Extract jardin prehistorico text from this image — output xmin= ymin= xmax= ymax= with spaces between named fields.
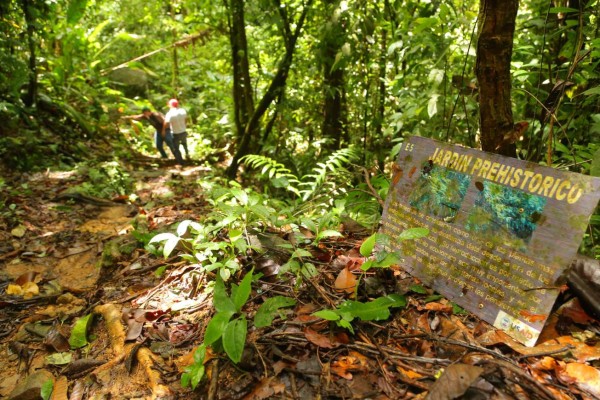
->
xmin=430 ymin=147 xmax=585 ymax=204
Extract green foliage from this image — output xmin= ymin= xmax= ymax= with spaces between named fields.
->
xmin=69 ymin=313 xmax=94 ymax=349
xmin=40 ymin=379 xmax=53 ymax=400
xmin=70 ymin=161 xmax=134 ymax=199
xmin=359 ymin=229 xmax=427 ymax=272
xmin=254 ymin=296 xmax=297 ymax=328
xmin=181 ymin=344 xmax=207 ymax=390
xmin=313 ymin=294 xmax=407 ymax=334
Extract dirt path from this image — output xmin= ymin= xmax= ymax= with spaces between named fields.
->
xmin=1 ymin=157 xmax=600 ymax=400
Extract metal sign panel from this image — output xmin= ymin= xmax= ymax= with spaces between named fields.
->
xmin=381 ymin=136 xmax=600 ymax=346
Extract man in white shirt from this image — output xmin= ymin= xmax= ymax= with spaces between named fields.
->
xmin=163 ymin=98 xmax=189 ymax=162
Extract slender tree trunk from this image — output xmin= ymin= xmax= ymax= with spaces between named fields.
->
xmin=475 ymin=0 xmax=519 ymax=157
xmin=321 ymin=1 xmax=345 ymax=150
xmin=226 ymin=0 xmax=313 ymax=179
xmin=227 ymin=0 xmax=255 ymax=141
xmin=21 ymin=0 xmax=37 ymax=107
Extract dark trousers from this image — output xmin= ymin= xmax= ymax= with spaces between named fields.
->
xmin=154 ymin=129 xmax=174 ymax=158
xmin=173 ymin=131 xmax=189 ymax=162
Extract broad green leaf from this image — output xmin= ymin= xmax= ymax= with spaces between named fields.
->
xmin=232 ymin=269 xmax=253 ymax=312
xmin=254 ymin=296 xmax=296 ymax=327
xmin=45 ymin=352 xmax=72 ymax=365
xmin=360 ymin=259 xmax=375 ymax=271
xmin=40 ymin=379 xmax=53 ymax=400
xmin=374 ymin=251 xmax=402 ymax=267
xmin=398 ymin=227 xmax=429 ymax=240
xmin=66 ymin=0 xmax=88 ymax=24
xmin=229 ymin=229 xmax=243 ymax=241
xmin=163 ymin=236 xmax=180 ymax=258
xmin=315 ymin=230 xmax=343 ymax=241
xmin=149 ymin=232 xmax=177 ymax=243
xmin=338 ymin=294 xmax=406 ymax=322
xmin=292 ymin=248 xmax=312 ymax=259
xmin=424 ymin=294 xmax=444 ymax=303
xmin=410 ymin=284 xmax=428 ymax=294
xmin=301 ymin=263 xmax=318 ymax=278
xmin=213 ymin=276 xmax=236 ymax=313
xmin=582 ymin=87 xmax=600 ymax=96
xmin=220 ymin=267 xmax=231 ymax=281
xmin=182 ymin=362 xmax=205 ymax=389
xmin=223 ymin=317 xmax=247 ymax=363
xmin=204 ymin=311 xmax=234 ymax=345
xmin=231 ymin=188 xmax=248 ymax=205
xmin=427 ymin=95 xmax=439 ymax=117
xmin=360 ymin=233 xmax=378 ymax=257
xmin=313 ymin=310 xmax=340 ymax=321
xmin=69 ymin=313 xmax=94 ymax=349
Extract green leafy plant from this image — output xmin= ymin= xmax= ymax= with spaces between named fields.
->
xmin=313 ymin=294 xmax=407 ymax=333
xmin=181 ymin=269 xmax=295 ymax=389
xmin=359 ymin=228 xmax=428 ymax=271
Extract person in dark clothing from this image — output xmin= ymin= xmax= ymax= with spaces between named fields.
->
xmin=122 ymin=106 xmax=183 ymax=164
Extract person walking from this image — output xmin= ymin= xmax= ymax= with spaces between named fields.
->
xmin=163 ymin=99 xmax=189 ymax=162
xmin=122 ymin=106 xmax=182 ymax=163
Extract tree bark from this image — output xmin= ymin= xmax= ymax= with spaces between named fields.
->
xmin=226 ymin=0 xmax=313 ymax=179
xmin=21 ymin=0 xmax=37 ymax=107
xmin=321 ymin=1 xmax=346 ymax=150
xmin=475 ymin=0 xmax=519 ymax=157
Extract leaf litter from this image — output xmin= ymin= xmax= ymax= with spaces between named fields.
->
xmin=0 ymin=157 xmax=599 ymax=399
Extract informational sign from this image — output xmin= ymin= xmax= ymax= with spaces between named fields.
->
xmin=381 ymin=136 xmax=600 ymax=346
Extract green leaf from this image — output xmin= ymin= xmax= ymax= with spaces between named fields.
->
xmin=223 ymin=317 xmax=247 ymax=363
xmin=315 ymin=230 xmax=343 ymax=242
xmin=590 ymin=148 xmax=600 ymax=177
xmin=213 ymin=276 xmax=236 ymax=314
xmin=254 ymin=296 xmax=296 ymax=328
xmin=338 ymin=294 xmax=406 ymax=322
xmin=232 ymin=269 xmax=253 ymax=312
xmin=69 ymin=313 xmax=94 ymax=349
xmin=292 ymin=248 xmax=312 ymax=258
xmin=45 ymin=352 xmax=72 ymax=365
xmin=398 ymin=227 xmax=429 ymax=240
xmin=154 ymin=265 xmax=167 ymax=278
xmin=424 ymin=294 xmax=444 ymax=303
xmin=66 ymin=0 xmax=88 ymax=25
xmin=149 ymin=232 xmax=177 ymax=244
xmin=163 ymin=236 xmax=180 ymax=258
xmin=204 ymin=311 xmax=234 ymax=345
xmin=313 ymin=310 xmax=340 ymax=321
xmin=360 ymin=233 xmax=378 ymax=257
xmin=40 ymin=379 xmax=53 ymax=400
xmin=410 ymin=284 xmax=428 ymax=294
xmin=360 ymin=259 xmax=374 ymax=271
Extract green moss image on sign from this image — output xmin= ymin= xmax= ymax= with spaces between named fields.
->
xmin=408 ymin=163 xmax=471 ymax=222
xmin=465 ymin=181 xmax=547 ymax=244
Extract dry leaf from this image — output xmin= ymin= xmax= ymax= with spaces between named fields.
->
xmin=334 ymin=267 xmax=357 ymax=294
xmin=423 ymin=302 xmax=453 ymax=313
xmin=243 ymin=377 xmax=285 ymax=400
xmin=50 ymin=376 xmax=69 ymax=400
xmin=304 ymin=328 xmax=339 ymax=349
xmin=427 ymin=363 xmax=484 ymax=400
xmin=556 ymin=362 xmax=600 ymax=398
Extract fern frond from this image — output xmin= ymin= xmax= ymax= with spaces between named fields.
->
xmin=299 ymin=147 xmax=359 ymax=201
xmin=240 ymin=154 xmax=301 ymax=196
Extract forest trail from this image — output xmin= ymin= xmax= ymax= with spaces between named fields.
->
xmin=1 ymin=155 xmax=600 ymax=399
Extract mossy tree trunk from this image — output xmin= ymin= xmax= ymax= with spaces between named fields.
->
xmin=475 ymin=0 xmax=519 ymax=157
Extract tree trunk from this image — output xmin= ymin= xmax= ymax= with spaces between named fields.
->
xmin=21 ymin=0 xmax=37 ymax=107
xmin=226 ymin=0 xmax=313 ymax=179
xmin=475 ymin=0 xmax=519 ymax=157
xmin=321 ymin=1 xmax=346 ymax=150
xmin=227 ymin=0 xmax=255 ymax=141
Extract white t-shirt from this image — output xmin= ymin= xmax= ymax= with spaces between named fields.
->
xmin=165 ymin=108 xmax=187 ymax=134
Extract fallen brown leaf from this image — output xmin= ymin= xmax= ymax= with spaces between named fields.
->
xmin=334 ymin=266 xmax=357 ymax=294
xmin=304 ymin=328 xmax=340 ymax=349
xmin=556 ymin=362 xmax=600 ymax=398
xmin=242 ymin=377 xmax=285 ymax=400
xmin=427 ymin=363 xmax=484 ymax=400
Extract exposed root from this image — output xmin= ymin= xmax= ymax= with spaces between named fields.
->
xmin=136 ymin=347 xmax=173 ymax=399
xmin=94 ymin=303 xmax=126 ymax=355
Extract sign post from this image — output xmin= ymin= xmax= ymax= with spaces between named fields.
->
xmin=381 ymin=136 xmax=600 ymax=346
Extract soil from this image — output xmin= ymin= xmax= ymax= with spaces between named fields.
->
xmin=1 ymin=156 xmax=599 ymax=400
